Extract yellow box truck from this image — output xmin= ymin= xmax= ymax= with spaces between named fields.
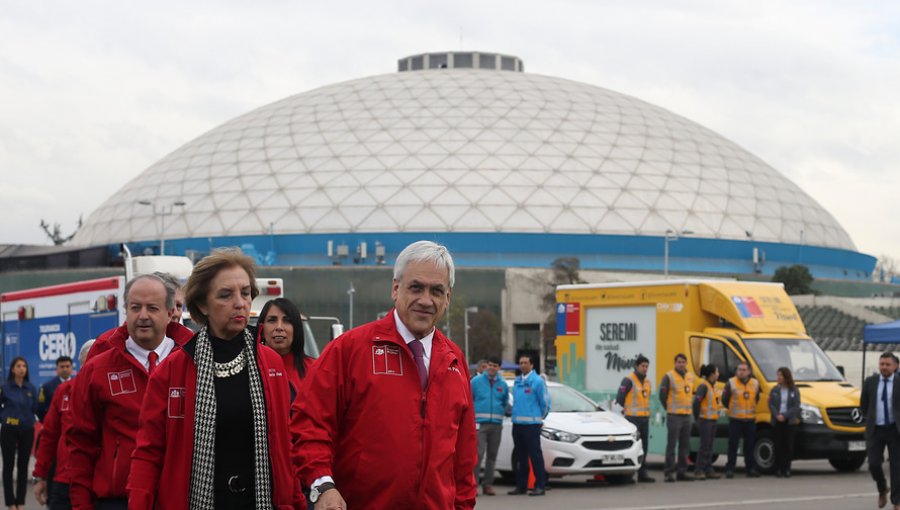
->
xmin=554 ymin=279 xmax=866 ymax=473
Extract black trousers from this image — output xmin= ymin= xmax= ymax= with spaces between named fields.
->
xmin=726 ymin=419 xmax=756 ymax=472
xmin=512 ymin=424 xmax=547 ymax=490
xmin=0 ymin=424 xmax=34 ymax=506
xmin=869 ymin=425 xmax=900 ymax=504
xmin=626 ymin=416 xmax=650 ymax=477
xmin=772 ymin=421 xmax=796 ymax=474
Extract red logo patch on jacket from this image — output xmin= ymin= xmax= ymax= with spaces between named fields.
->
xmin=107 ymin=370 xmax=137 ymax=396
xmin=372 ymin=345 xmax=403 ymax=376
xmin=60 ymin=394 xmax=71 ymax=412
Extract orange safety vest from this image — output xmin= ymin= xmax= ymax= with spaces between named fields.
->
xmin=666 ymin=370 xmax=694 ymax=415
xmin=624 ymin=372 xmax=652 ymax=418
xmin=698 ymin=379 xmax=719 ymax=420
xmin=727 ymin=376 xmax=759 ymax=420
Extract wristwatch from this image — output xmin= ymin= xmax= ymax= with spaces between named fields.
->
xmin=310 ymin=482 xmax=336 ymax=503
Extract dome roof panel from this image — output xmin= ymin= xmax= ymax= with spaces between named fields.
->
xmin=73 ymin=68 xmax=856 ymax=250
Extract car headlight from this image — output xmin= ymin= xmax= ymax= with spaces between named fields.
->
xmin=540 ymin=427 xmax=580 ymax=443
xmin=632 ymin=429 xmax=641 ymax=441
xmin=800 ymin=403 xmax=824 ymax=425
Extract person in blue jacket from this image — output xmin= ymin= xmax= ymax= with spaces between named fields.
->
xmin=471 ymin=355 xmax=509 ymax=496
xmin=508 ymin=354 xmax=551 ymax=497
xmin=0 ymin=356 xmax=38 ymax=510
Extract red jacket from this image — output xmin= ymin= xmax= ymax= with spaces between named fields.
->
xmin=33 ymin=379 xmax=75 ymax=483
xmin=68 ymin=322 xmax=193 ymax=509
xmin=292 ymin=311 xmax=477 ymax=510
xmin=128 ymin=333 xmax=302 ymax=510
xmin=282 ymin=352 xmax=315 ymax=406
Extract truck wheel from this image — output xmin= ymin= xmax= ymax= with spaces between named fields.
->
xmin=752 ymin=429 xmax=776 ymax=474
xmin=828 ymin=456 xmax=865 ymax=472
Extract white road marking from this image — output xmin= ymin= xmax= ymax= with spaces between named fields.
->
xmin=603 ymin=492 xmax=872 ymax=510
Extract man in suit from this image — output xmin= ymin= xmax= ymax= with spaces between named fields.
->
xmin=861 ymin=351 xmax=900 ymax=509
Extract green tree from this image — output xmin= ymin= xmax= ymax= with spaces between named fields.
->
xmin=443 ymin=295 xmax=501 ymax=366
xmin=772 ymin=264 xmax=815 ymax=295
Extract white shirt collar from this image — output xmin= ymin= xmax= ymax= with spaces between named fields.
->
xmin=394 ymin=309 xmax=433 ymax=373
xmin=125 ymin=336 xmax=176 ymax=372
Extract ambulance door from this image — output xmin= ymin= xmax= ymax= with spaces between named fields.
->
xmin=1 ymin=310 xmax=20 ymax=380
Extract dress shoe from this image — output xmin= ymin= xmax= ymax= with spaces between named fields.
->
xmin=664 ymin=473 xmax=676 ymax=483
xmin=879 ymin=489 xmax=888 ymax=508
xmin=746 ymin=470 xmax=761 ymax=478
xmin=725 ymin=469 xmax=734 ymax=479
xmin=676 ymin=472 xmax=695 ymax=481
xmin=705 ymin=471 xmax=721 ymax=479
xmin=482 ymin=486 xmax=496 ymax=496
xmin=529 ymin=488 xmax=546 ymax=496
xmin=784 ymin=470 xmax=791 ymax=478
xmin=694 ymin=472 xmax=706 ymax=480
xmin=638 ymin=474 xmax=656 ymax=483
xmin=507 ymin=488 xmax=527 ymax=495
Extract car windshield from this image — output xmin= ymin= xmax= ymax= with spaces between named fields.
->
xmin=743 ymin=338 xmax=844 ymax=382
xmin=549 ymin=384 xmax=600 ymax=413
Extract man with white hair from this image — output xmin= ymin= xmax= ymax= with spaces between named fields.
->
xmin=293 ymin=240 xmax=477 ymax=510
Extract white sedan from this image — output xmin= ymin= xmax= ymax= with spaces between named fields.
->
xmin=494 ymin=381 xmax=643 ymax=482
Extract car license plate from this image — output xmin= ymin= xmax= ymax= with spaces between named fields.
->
xmin=601 ymin=454 xmax=625 ymax=465
xmin=848 ymin=440 xmax=866 ymax=452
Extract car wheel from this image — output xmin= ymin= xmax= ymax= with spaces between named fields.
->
xmin=828 ymin=455 xmax=865 ymax=472
xmin=752 ymin=428 xmax=775 ymax=474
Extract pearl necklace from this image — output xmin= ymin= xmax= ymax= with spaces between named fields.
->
xmin=214 ymin=351 xmax=247 ymax=378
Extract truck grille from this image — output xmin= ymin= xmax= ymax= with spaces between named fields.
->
xmin=826 ymin=407 xmax=865 ymax=427
xmin=582 ymin=440 xmax=634 ymax=451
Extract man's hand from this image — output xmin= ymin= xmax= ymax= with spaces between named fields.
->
xmin=34 ymin=479 xmax=48 ymax=505
xmin=315 ymin=488 xmax=347 ymax=510
xmin=776 ymin=413 xmax=785 ymax=422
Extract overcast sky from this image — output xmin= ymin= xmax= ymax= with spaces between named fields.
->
xmin=1 ymin=0 xmax=898 ymax=263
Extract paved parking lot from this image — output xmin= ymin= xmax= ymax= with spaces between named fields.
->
xmin=474 ymin=457 xmax=878 ymax=510
xmin=15 ymin=457 xmax=879 ymax=509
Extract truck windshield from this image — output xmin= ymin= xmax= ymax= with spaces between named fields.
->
xmin=743 ymin=338 xmax=843 ymax=382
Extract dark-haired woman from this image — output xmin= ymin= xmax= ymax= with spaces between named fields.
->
xmin=692 ymin=364 xmax=721 ymax=480
xmin=0 ymin=357 xmax=37 ymax=510
xmin=768 ymin=367 xmax=801 ymax=478
xmin=128 ymin=248 xmax=301 ymax=509
xmin=257 ymin=298 xmax=315 ymax=406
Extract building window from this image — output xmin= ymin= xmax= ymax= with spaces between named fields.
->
xmin=454 ymin=53 xmax=473 ymax=68
xmin=411 ymin=55 xmax=423 ymax=70
xmin=398 ymin=59 xmax=408 ymax=72
xmin=429 ymin=53 xmax=448 ymax=69
xmin=479 ymin=53 xmax=496 ymax=69
xmin=501 ymin=56 xmax=516 ymax=71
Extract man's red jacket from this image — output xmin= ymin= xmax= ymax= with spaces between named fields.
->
xmin=128 ymin=334 xmax=303 ymax=510
xmin=292 ymin=311 xmax=478 ymax=510
xmin=67 ymin=322 xmax=194 ymax=509
xmin=33 ymin=379 xmax=75 ymax=483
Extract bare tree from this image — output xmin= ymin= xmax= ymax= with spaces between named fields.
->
xmin=39 ymin=215 xmax=82 ymax=245
xmin=875 ymin=255 xmax=899 ymax=283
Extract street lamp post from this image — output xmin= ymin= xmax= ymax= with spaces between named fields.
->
xmin=138 ymin=200 xmax=186 ymax=255
xmin=663 ymin=229 xmax=693 ymax=277
xmin=347 ymin=282 xmax=356 ymax=329
xmin=464 ymin=306 xmax=478 ymax=363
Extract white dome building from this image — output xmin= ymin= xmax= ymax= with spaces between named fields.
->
xmin=73 ymin=51 xmax=873 ymax=279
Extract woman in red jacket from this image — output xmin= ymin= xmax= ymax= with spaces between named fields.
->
xmin=128 ymin=248 xmax=302 ymax=510
xmin=257 ymin=298 xmax=315 ymax=406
